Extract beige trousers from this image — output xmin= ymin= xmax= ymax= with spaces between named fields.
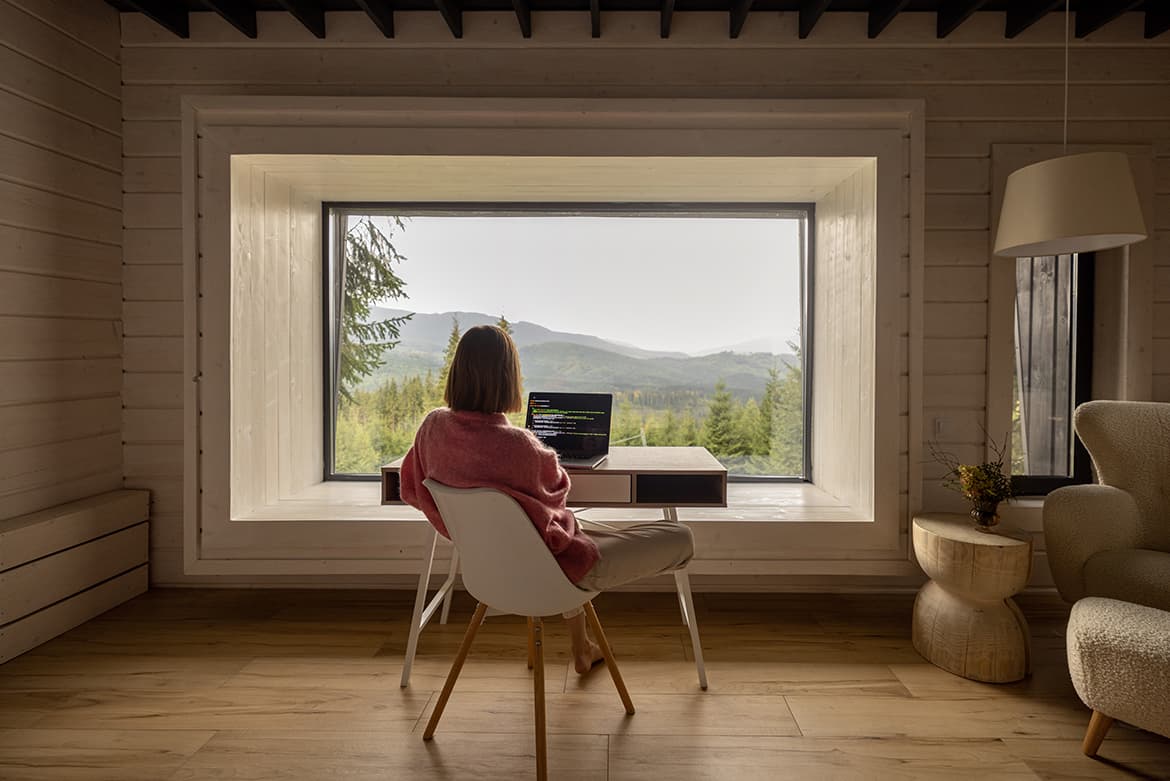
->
xmin=563 ymin=520 xmax=695 ymax=618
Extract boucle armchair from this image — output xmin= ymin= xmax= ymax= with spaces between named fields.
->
xmin=1043 ymin=400 xmax=1170 ymax=613
xmin=1067 ymin=597 xmax=1170 ymax=755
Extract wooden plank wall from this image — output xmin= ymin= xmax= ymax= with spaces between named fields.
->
xmin=0 ymin=0 xmax=123 ymax=522
xmin=116 ymin=10 xmax=1170 ymax=585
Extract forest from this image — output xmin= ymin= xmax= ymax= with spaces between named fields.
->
xmin=335 ymin=318 xmax=805 ymax=477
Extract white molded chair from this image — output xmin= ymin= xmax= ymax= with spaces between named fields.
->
xmin=419 ymin=479 xmax=635 ymax=781
xmin=401 ymin=509 xmax=708 ymax=691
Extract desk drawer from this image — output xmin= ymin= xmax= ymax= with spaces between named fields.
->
xmin=568 ymin=474 xmax=631 ymax=504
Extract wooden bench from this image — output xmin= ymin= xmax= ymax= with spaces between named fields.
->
xmin=0 ymin=490 xmax=150 ymax=663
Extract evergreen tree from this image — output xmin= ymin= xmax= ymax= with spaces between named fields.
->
xmin=770 ymin=343 xmax=805 ymax=475
xmin=338 ymin=216 xmax=412 ymax=401
xmin=759 ymin=366 xmax=780 ymax=455
xmin=737 ymin=398 xmax=765 ymax=456
xmin=702 ymin=380 xmax=741 ymax=456
xmin=438 ymin=316 xmax=461 ymax=389
xmin=496 ymin=314 xmax=513 ymax=335
xmin=334 ymin=402 xmax=380 ymax=474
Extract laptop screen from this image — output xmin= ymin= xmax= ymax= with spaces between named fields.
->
xmin=524 ymin=392 xmax=613 ymax=458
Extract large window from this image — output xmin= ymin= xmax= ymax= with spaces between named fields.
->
xmin=1011 ymin=252 xmax=1094 ymax=495
xmin=324 ymin=204 xmax=812 ymax=482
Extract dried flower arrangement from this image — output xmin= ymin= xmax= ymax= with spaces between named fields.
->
xmin=930 ymin=435 xmax=1014 ymax=532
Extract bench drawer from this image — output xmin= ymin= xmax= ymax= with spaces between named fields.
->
xmin=568 ymin=474 xmax=631 ymax=504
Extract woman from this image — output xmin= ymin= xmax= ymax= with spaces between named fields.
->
xmin=400 ymin=324 xmax=694 ymax=674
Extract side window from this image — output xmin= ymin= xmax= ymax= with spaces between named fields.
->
xmin=1011 ymin=252 xmax=1094 ymax=495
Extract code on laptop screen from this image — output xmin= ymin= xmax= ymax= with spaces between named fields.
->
xmin=525 ymin=392 xmax=612 ymax=457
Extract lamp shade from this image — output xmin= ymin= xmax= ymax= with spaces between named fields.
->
xmin=993 ymin=151 xmax=1147 ymax=257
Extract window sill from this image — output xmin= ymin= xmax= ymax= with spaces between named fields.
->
xmin=233 ymin=481 xmax=863 ymax=523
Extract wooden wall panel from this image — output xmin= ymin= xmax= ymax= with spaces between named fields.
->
xmin=0 ymin=0 xmax=122 ymax=523
xmin=114 ymin=9 xmax=1170 ymax=584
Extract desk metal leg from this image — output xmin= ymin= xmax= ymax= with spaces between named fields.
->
xmin=401 ymin=530 xmax=438 ymax=688
xmin=402 ymin=529 xmax=463 ymax=687
xmin=664 ymin=507 xmax=707 ymax=690
xmin=439 ymin=547 xmax=459 ymax=625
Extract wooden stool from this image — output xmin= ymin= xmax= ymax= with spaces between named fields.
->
xmin=911 ymin=513 xmax=1033 ymax=683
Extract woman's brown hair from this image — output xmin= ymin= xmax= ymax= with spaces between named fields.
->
xmin=444 ymin=325 xmax=524 ymax=414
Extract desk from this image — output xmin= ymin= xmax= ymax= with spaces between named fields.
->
xmin=382 ymin=446 xmax=726 ymax=690
xmin=381 ymin=446 xmax=728 ymax=508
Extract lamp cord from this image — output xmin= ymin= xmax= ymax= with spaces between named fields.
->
xmin=1063 ymin=0 xmax=1070 ymax=153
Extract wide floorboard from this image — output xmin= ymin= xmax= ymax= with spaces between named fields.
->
xmin=0 ymin=589 xmax=1167 ymax=780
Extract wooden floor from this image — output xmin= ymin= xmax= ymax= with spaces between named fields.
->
xmin=0 ymin=589 xmax=1168 ymax=780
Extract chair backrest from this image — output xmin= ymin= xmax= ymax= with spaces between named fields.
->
xmin=1075 ymin=400 xmax=1170 ymax=551
xmin=423 ymin=479 xmax=596 ymax=617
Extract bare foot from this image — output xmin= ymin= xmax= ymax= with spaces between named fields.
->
xmin=574 ymin=640 xmax=605 ymax=674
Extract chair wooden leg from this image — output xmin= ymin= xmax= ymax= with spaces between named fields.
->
xmin=526 ymin=616 xmax=536 ymax=670
xmin=1082 ymin=710 xmax=1115 ymax=757
xmin=533 ymin=617 xmax=547 ymax=781
xmin=582 ymin=601 xmax=635 ymax=715
xmin=423 ymin=602 xmax=488 ymax=740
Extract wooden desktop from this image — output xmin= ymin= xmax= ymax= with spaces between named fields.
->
xmin=381 ymin=445 xmax=728 ymax=509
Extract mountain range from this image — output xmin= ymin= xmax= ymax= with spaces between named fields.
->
xmin=365 ymin=308 xmax=796 ymax=398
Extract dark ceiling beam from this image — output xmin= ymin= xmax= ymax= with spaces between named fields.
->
xmin=936 ymin=0 xmax=986 ymax=39
xmin=868 ymin=0 xmax=909 ymax=39
xmin=1148 ymin=9 xmax=1170 ymax=39
xmin=203 ymin=0 xmax=256 ymax=38
xmin=1005 ymin=0 xmax=1061 ymax=39
xmin=729 ymin=0 xmax=753 ymax=39
xmin=590 ymin=0 xmax=600 ymax=38
xmin=798 ymin=0 xmax=831 ymax=39
xmin=511 ymin=0 xmax=531 ymax=38
xmin=434 ymin=0 xmax=463 ymax=38
xmin=660 ymin=0 xmax=674 ymax=39
xmin=1076 ymin=0 xmax=1142 ymax=38
xmin=277 ymin=0 xmax=326 ymax=38
xmin=122 ymin=0 xmax=189 ymax=38
xmin=355 ymin=0 xmax=394 ymax=38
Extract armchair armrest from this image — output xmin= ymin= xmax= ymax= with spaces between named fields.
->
xmin=1044 ymin=484 xmax=1143 ymax=603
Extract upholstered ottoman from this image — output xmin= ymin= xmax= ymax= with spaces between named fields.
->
xmin=1067 ymin=597 xmax=1170 ymax=756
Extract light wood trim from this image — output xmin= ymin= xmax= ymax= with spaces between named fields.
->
xmin=180 ymin=97 xmax=924 ymax=577
xmin=423 ymin=601 xmax=489 ymax=740
xmin=1082 ymin=710 xmax=1115 ymax=757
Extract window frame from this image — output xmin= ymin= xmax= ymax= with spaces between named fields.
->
xmin=1011 ymin=251 xmax=1095 ymax=497
xmin=321 ymin=200 xmax=816 ymax=484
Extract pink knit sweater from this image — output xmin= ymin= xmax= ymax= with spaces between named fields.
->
xmin=399 ymin=408 xmax=600 ymax=583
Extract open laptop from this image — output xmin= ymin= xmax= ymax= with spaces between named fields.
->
xmin=524 ymin=392 xmax=613 ymax=469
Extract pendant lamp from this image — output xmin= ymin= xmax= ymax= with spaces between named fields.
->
xmin=992 ymin=3 xmax=1147 ymax=258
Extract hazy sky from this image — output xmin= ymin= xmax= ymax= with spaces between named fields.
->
xmin=369 ymin=215 xmax=803 ymax=355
